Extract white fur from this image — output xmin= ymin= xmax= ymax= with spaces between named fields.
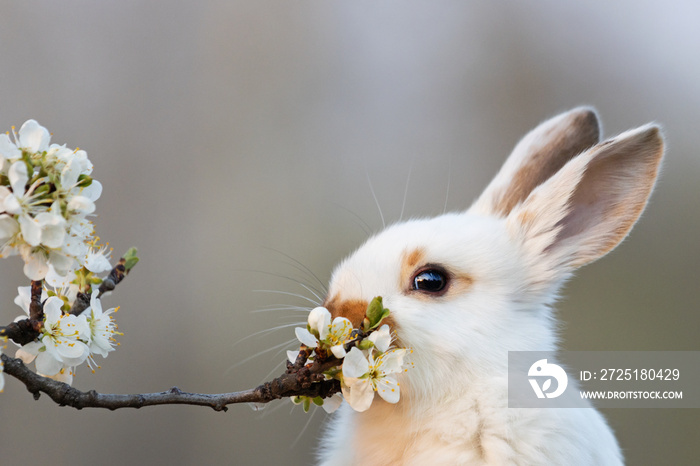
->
xmin=315 ymin=108 xmax=664 ymax=465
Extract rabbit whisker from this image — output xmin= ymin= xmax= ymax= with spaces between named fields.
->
xmin=366 ymin=170 xmax=386 ymax=229
xmin=225 ymin=338 xmax=298 ymax=374
xmin=246 ymin=269 xmax=325 ymax=303
xmin=400 ymin=162 xmax=413 ymax=221
xmin=331 ymin=202 xmax=372 ymax=237
xmin=252 ymin=289 xmax=320 ymax=306
xmin=263 ymin=247 xmax=329 ymax=295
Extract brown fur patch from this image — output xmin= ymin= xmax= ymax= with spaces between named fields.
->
xmin=450 ymin=273 xmax=475 ymax=295
xmin=324 ymin=295 xmax=369 ymax=328
xmin=399 ymin=248 xmax=426 ymax=291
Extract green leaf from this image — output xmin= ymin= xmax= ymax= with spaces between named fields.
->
xmin=356 ymin=339 xmax=374 ymax=351
xmin=33 ymin=184 xmax=51 ymax=196
xmin=365 ymin=296 xmax=391 ymax=330
xmin=312 ymin=396 xmax=324 ymax=407
xmin=302 ymin=397 xmax=311 ymax=413
xmin=323 ymin=368 xmax=341 ymax=378
xmin=123 ymin=247 xmax=139 ymax=270
xmin=374 ymin=309 xmax=391 ymax=329
xmin=365 ymin=296 xmax=384 ymax=328
xmin=77 ymin=174 xmax=93 ymax=188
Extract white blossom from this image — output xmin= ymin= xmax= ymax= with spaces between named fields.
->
xmin=341 ymin=347 xmax=406 ymax=412
xmin=294 ymin=307 xmax=354 ymax=358
xmin=327 ymin=317 xmax=353 ymax=358
xmin=307 ymin=306 xmax=331 ymax=340
xmin=0 ymin=120 xmax=103 ymax=280
xmin=84 ymin=242 xmax=112 ymax=273
xmin=17 ymin=296 xmax=90 ymax=378
xmin=83 ymin=293 xmax=119 ymax=360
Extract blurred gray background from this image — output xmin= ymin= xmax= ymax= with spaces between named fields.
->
xmin=1 ymin=1 xmax=698 ymax=465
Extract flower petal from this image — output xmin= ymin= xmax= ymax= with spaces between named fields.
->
xmin=81 ymin=179 xmax=102 ymax=201
xmin=43 ymin=296 xmax=64 ymax=323
xmin=3 ymin=194 xmax=21 ymax=215
xmin=294 ymin=327 xmax=318 ymax=348
xmin=376 ymin=348 xmax=406 ymax=375
xmin=49 ymin=251 xmax=76 ymax=275
xmin=0 ymin=214 xmax=19 ymax=243
xmin=0 ymin=186 xmax=11 ymax=210
xmin=61 ymin=158 xmax=81 ymax=188
xmin=84 ymin=250 xmax=111 ymax=273
xmin=67 ymin=195 xmax=95 ymax=216
xmin=14 ymin=285 xmax=32 ymax=315
xmin=286 ymin=350 xmax=300 ymax=364
xmin=368 ymin=324 xmax=391 ymax=352
xmin=18 ymin=119 xmax=50 ymax=153
xmin=35 ymin=211 xmax=66 ymax=248
xmin=18 ymin=215 xmax=42 ymax=246
xmin=22 ymin=250 xmax=49 ymax=280
xmin=47 ymin=367 xmax=74 ymax=385
xmin=330 ymin=344 xmax=346 ymax=359
xmin=307 ymin=306 xmax=331 ymax=340
xmin=342 ymin=347 xmax=369 ymax=378
xmin=56 ymin=341 xmax=89 ymax=364
xmin=45 ymin=264 xmax=73 ymax=288
xmin=8 ymin=161 xmax=29 ymax=196
xmin=0 ymin=133 xmax=20 ymax=161
xmin=321 ymin=393 xmax=343 ymax=413
xmin=375 ymin=376 xmax=401 ymax=404
xmin=35 ymin=350 xmax=63 ymax=376
xmin=341 ymin=377 xmax=374 ymax=412
xmin=16 ymin=342 xmax=42 ymax=363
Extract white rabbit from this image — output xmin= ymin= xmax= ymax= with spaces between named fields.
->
xmin=315 ymin=107 xmax=664 ymax=465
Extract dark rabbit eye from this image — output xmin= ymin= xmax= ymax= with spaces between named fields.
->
xmin=412 ymin=268 xmax=448 ymax=294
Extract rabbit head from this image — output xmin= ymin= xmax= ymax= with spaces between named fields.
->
xmin=322 ymin=107 xmax=664 ymax=402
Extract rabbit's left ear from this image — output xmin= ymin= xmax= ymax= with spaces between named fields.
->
xmin=507 ymin=124 xmax=664 ymax=270
xmin=471 ymin=107 xmax=601 ymax=217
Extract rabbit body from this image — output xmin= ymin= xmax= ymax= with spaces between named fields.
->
xmin=315 ymin=108 xmax=663 ymax=465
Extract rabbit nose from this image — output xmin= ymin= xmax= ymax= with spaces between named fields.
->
xmin=323 ymin=295 xmax=368 ymax=328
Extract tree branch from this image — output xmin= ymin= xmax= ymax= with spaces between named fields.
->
xmin=29 ymin=280 xmax=44 ymax=321
xmin=1 ymin=352 xmax=341 ymax=412
xmin=0 ymin=319 xmax=41 ymax=346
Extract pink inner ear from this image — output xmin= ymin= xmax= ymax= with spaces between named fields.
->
xmin=550 ymin=126 xmax=664 ymax=267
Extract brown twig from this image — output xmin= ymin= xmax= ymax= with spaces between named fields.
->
xmin=97 ymin=257 xmax=129 ymax=297
xmin=0 ymin=319 xmax=40 ymax=346
xmin=70 ymin=256 xmax=133 ymax=316
xmin=68 ymin=292 xmax=91 ymax=316
xmin=1 ymin=353 xmax=341 ymax=411
xmin=29 ymin=280 xmax=44 ymax=321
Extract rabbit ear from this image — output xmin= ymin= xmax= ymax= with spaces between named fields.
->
xmin=471 ymin=107 xmax=600 ymax=217
xmin=507 ymin=124 xmax=664 ymax=271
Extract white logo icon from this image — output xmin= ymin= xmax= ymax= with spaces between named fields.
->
xmin=528 ymin=359 xmax=568 ymax=399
